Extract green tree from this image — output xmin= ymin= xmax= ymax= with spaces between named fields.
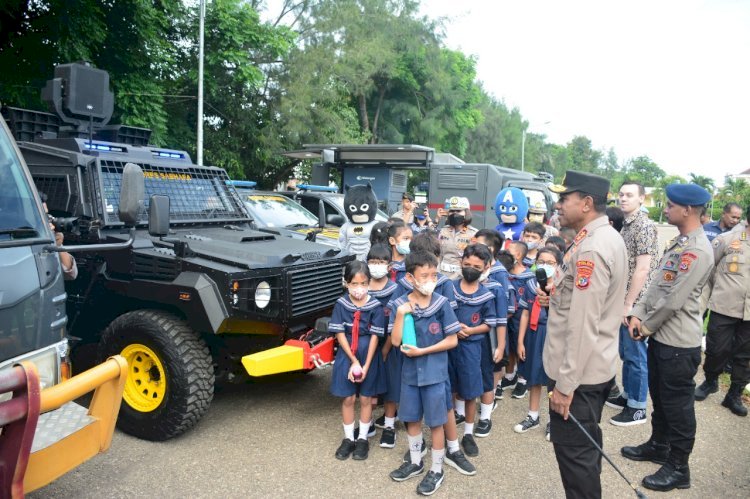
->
xmin=622 ymin=155 xmax=666 ymax=187
xmin=688 ymin=173 xmax=715 ymax=192
xmin=566 ymin=136 xmax=602 ymax=173
xmin=464 ymin=91 xmax=525 ymax=168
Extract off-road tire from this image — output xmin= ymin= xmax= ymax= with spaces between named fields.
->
xmin=99 ymin=310 xmax=214 ymax=441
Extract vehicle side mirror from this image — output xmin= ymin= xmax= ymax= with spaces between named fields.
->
xmin=119 ymin=162 xmax=145 ymax=225
xmin=148 ymin=194 xmax=170 ymax=237
xmin=327 ymin=214 xmax=345 ymax=226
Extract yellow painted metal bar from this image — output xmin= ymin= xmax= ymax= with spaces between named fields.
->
xmin=39 ymin=356 xmax=127 ymax=413
xmin=242 ymin=345 xmax=304 ymax=377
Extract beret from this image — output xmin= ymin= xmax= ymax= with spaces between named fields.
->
xmin=665 ymin=183 xmax=711 ymax=206
xmin=550 ymin=171 xmax=610 ymax=199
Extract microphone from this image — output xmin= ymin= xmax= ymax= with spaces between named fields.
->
xmin=535 ymin=268 xmax=549 ymax=309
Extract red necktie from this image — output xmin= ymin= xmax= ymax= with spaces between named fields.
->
xmin=530 ymin=298 xmax=541 ymax=332
xmin=351 ymin=310 xmax=361 ymax=355
xmin=390 ymin=268 xmax=397 ymax=282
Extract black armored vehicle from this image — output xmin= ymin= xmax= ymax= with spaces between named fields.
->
xmin=5 ymin=63 xmax=350 ymax=441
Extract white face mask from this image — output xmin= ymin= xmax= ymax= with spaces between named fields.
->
xmin=526 ymin=241 xmax=539 ymax=250
xmin=414 ymin=279 xmax=437 ymax=296
xmin=396 ymin=240 xmax=411 ymax=255
xmin=537 ymin=264 xmax=556 ymax=278
xmin=368 ymin=263 xmax=388 ymax=279
xmin=479 ymin=270 xmax=490 ymax=282
xmin=348 ymin=285 xmax=369 ymax=301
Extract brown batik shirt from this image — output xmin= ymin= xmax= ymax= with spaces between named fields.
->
xmin=620 ymin=209 xmax=660 ymax=303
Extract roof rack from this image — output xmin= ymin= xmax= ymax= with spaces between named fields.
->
xmin=226 ymin=180 xmax=257 ymax=189
xmin=296 ymin=184 xmax=338 ymax=192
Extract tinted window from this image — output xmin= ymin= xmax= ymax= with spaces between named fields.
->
xmin=241 ymin=193 xmax=319 ymax=227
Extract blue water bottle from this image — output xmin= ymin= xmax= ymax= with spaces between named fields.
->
xmin=402 ymin=313 xmax=417 ymax=349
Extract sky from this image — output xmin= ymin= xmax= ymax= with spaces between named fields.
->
xmin=418 ymin=0 xmax=750 ymax=186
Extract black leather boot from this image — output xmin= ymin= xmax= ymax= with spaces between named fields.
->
xmin=721 ymin=383 xmax=748 ymax=417
xmin=621 ymin=440 xmax=669 ymax=464
xmin=642 ymin=461 xmax=690 ymax=491
xmin=694 ymin=376 xmax=718 ymax=401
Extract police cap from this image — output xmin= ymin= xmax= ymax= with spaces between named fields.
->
xmin=665 ymin=183 xmax=711 ymax=207
xmin=550 ymin=171 xmax=610 ymax=199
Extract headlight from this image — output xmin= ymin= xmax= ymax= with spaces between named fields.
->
xmin=254 ymin=281 xmax=272 ymax=309
xmin=0 ymin=339 xmax=67 ymax=398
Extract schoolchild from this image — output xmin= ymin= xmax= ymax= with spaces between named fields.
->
xmin=393 ymin=232 xmax=457 ymax=308
xmin=500 ymin=241 xmax=535 ymax=399
xmin=368 ymin=243 xmax=399 ymax=307
xmin=370 ymin=221 xmax=391 ymax=247
xmin=388 ymin=220 xmax=413 ymax=282
xmin=388 ymin=251 xmax=461 ymax=495
xmin=514 ymin=247 xmax=563 ymax=441
xmin=330 ymin=260 xmax=387 ymax=461
xmin=452 ymin=244 xmax=498 ymax=457
xmin=521 ymin=222 xmax=546 ymax=266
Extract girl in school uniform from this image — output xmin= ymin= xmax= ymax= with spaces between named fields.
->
xmin=330 ymin=260 xmax=386 ymax=461
xmin=513 ymin=247 xmax=563 ymax=441
xmin=387 ymin=220 xmax=413 ymax=282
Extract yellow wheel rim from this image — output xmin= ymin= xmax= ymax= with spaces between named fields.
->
xmin=121 ymin=343 xmax=167 ymax=412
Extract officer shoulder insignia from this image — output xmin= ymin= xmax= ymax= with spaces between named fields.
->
xmin=679 ymin=252 xmax=697 ymax=272
xmin=575 ymin=260 xmax=594 ymax=290
xmin=730 ymin=240 xmax=741 ymax=250
xmin=713 ymin=238 xmax=722 ymax=248
xmin=677 ymin=235 xmax=688 ymax=245
xmin=573 ymin=229 xmax=588 ymax=245
xmin=742 ymin=232 xmax=747 ymax=241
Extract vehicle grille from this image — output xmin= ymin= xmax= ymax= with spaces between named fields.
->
xmin=287 ymin=261 xmax=344 ymax=317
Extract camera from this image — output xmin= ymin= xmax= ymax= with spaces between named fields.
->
xmin=48 ymin=214 xmax=78 ymax=233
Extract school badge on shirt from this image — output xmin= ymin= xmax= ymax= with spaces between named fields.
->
xmin=575 ymin=260 xmax=594 ymax=290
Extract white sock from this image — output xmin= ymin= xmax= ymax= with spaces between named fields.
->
xmin=408 ymin=434 xmax=423 ymax=465
xmin=431 ymin=448 xmax=445 ymax=473
xmin=505 ymin=368 xmax=516 ymax=380
xmin=343 ymin=422 xmax=355 ymax=441
xmin=464 ymin=422 xmax=474 ymax=435
xmin=455 ymin=399 xmax=466 ymax=416
xmin=518 ymin=376 xmax=527 ymax=385
xmin=528 ymin=410 xmax=539 ymax=420
xmin=480 ymin=403 xmax=493 ymax=420
xmin=447 ymin=439 xmax=459 ymax=453
xmin=384 ymin=416 xmax=396 ymax=429
xmin=358 ymin=420 xmax=370 ymax=441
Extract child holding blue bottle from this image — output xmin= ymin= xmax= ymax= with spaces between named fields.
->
xmin=330 ymin=260 xmax=386 ymax=461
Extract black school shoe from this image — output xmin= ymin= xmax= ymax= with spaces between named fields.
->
xmin=335 ymin=438 xmax=355 ymax=460
xmin=511 ymin=381 xmax=528 ymax=399
xmin=352 ymin=438 xmax=369 ymax=460
xmin=417 ymin=470 xmax=445 ymax=496
xmin=474 ymin=419 xmax=492 ymax=437
xmin=461 ymin=434 xmax=479 ymax=456
xmin=380 ymin=427 xmax=397 ymax=448
xmin=499 ymin=374 xmax=517 ymax=391
xmin=390 ymin=460 xmax=425 ymax=482
xmin=454 ymin=410 xmax=466 ymax=425
xmin=444 ymin=449 xmax=477 ymax=476
xmin=375 ymin=412 xmax=399 ymax=429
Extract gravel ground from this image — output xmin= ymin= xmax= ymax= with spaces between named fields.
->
xmin=32 ymin=359 xmax=749 ymax=499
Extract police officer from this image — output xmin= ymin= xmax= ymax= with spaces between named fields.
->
xmin=527 ymin=202 xmax=559 ymax=241
xmin=622 ymin=183 xmax=714 ymax=492
xmin=695 ymin=205 xmax=750 ymax=417
xmin=437 ymin=196 xmax=477 ymax=279
xmin=540 ymin=171 xmax=627 ymax=499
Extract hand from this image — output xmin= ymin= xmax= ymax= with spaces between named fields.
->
xmin=381 ymin=346 xmax=389 ymax=361
xmin=492 ymin=347 xmax=503 ymax=363
xmin=54 ymin=231 xmax=64 ymax=246
xmin=517 ymin=345 xmax=526 ymax=362
xmin=458 ymin=323 xmax=471 ymax=339
xmin=628 ymin=316 xmax=643 ymax=341
xmin=549 ymin=388 xmax=573 ymax=420
xmin=436 ymin=208 xmax=447 ymax=219
xmin=622 ymin=303 xmax=633 ymax=326
xmin=397 ymin=301 xmax=414 ymax=316
xmin=536 ymin=281 xmax=554 ymax=307
xmin=400 ymin=344 xmax=424 ymax=357
xmin=347 ymin=361 xmax=362 ymax=382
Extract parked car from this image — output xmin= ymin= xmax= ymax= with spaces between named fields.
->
xmin=279 ymin=185 xmax=389 ymax=227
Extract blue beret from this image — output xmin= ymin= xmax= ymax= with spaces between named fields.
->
xmin=665 ymin=183 xmax=711 ymax=206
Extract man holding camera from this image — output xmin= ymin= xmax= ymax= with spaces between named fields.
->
xmin=41 ymin=193 xmax=77 ymax=280
xmin=622 ymin=183 xmax=714 ymax=492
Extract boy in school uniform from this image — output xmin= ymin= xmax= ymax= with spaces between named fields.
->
xmin=388 ymin=251 xmax=461 ymax=496
xmin=452 ymin=244 xmax=498 ymax=456
xmin=521 ymin=222 xmax=546 ymax=266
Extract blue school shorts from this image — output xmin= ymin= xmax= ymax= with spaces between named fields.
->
xmin=399 ymin=380 xmax=451 ymax=428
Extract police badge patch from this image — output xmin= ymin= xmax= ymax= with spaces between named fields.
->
xmin=575 ymin=260 xmax=594 ymax=290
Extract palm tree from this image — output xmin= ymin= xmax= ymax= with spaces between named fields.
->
xmin=688 ymin=173 xmax=715 ymax=192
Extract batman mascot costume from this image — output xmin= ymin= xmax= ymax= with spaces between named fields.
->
xmin=339 ymin=183 xmax=379 ymax=260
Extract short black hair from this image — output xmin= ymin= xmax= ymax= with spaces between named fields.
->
xmin=370 ymin=221 xmax=390 ymax=246
xmin=402 ymin=193 xmax=414 ymax=201
xmin=344 ymin=259 xmax=370 ymax=283
xmin=475 ymin=228 xmax=504 ymax=258
xmin=367 ymin=243 xmax=392 ymax=263
xmin=387 ymin=219 xmax=409 ymax=240
xmin=497 ymin=250 xmax=514 ymax=271
xmin=39 ymin=191 xmax=48 ymax=203
xmin=410 ymin=231 xmax=441 ymax=258
xmin=536 ymin=247 xmax=563 ymax=265
xmin=509 ymin=240 xmax=528 ymax=260
xmin=405 ymin=250 xmax=438 ymax=274
xmin=545 ymin=235 xmax=566 ymax=253
xmin=619 ymin=180 xmax=646 ymax=196
xmin=462 ymin=243 xmax=492 ymax=266
xmin=606 ymin=206 xmax=625 ymax=232
xmin=523 ymin=222 xmax=545 ymax=239
xmin=724 ymin=202 xmax=742 ymax=213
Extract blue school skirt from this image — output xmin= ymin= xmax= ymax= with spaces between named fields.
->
xmin=384 ymin=345 xmax=403 ymax=403
xmin=519 ymin=323 xmax=548 ymax=387
xmin=330 ymin=334 xmax=386 ymax=398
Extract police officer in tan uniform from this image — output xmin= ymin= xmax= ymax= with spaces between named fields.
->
xmin=695 ymin=205 xmax=750 ymax=417
xmin=540 ymin=171 xmax=627 ymax=499
xmin=438 ymin=197 xmax=477 ymax=279
xmin=622 ymin=183 xmax=714 ymax=492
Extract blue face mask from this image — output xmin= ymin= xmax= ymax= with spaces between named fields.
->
xmin=396 ymin=240 xmax=411 ymax=255
xmin=537 ymin=263 xmax=555 ymax=278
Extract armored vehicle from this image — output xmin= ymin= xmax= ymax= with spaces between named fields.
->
xmin=5 ymin=62 xmax=350 ymax=441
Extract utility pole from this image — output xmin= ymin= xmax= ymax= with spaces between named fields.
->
xmin=197 ymin=0 xmax=206 ymax=166
xmin=521 ymin=129 xmax=526 ymax=172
